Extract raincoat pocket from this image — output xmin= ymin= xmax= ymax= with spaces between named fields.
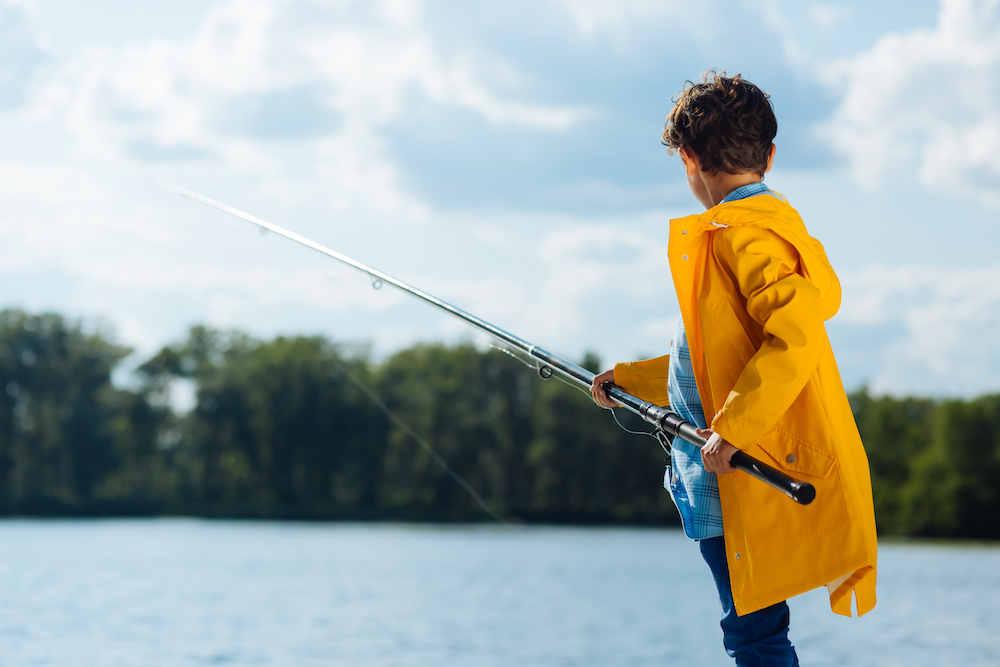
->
xmin=735 ymin=427 xmax=851 ymax=555
xmin=757 ymin=427 xmax=835 ymax=479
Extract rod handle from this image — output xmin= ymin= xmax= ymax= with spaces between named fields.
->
xmin=730 ymin=450 xmax=816 ymax=505
xmin=602 ymin=385 xmax=816 ymax=506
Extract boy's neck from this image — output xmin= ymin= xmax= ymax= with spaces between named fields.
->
xmin=679 ymin=145 xmax=775 ymax=210
xmin=695 ymin=170 xmax=763 ymax=209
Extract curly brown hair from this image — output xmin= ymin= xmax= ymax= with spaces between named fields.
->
xmin=661 ymin=72 xmax=777 ymax=177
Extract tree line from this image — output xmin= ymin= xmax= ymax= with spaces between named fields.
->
xmin=1 ymin=308 xmax=998 ymax=538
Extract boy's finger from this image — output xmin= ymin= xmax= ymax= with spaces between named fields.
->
xmin=590 ymin=386 xmax=612 ymax=407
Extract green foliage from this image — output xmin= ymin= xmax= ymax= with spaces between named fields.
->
xmin=0 ymin=310 xmax=131 ymax=513
xmin=374 ymin=344 xmax=532 ymax=517
xmin=899 ymin=396 xmax=1000 ymax=538
xmin=528 ymin=373 xmax=671 ymax=522
xmin=851 ymin=388 xmax=1000 ymax=538
xmin=4 ymin=306 xmax=1000 ymax=536
xmin=144 ymin=329 xmax=387 ymax=517
xmin=849 ymin=390 xmax=935 ymax=534
xmin=0 ymin=312 xmax=680 ymax=523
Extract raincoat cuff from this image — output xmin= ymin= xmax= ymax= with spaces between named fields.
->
xmin=710 ymin=410 xmax=749 ymax=450
xmin=612 ymin=361 xmax=632 ymax=389
xmin=613 ymin=356 xmax=670 ymax=406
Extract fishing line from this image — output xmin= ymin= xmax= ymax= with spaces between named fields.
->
xmin=343 ymin=340 xmax=651 ymax=524
xmin=487 ymin=343 xmax=535 ymax=368
xmin=332 ymin=358 xmax=510 ymax=526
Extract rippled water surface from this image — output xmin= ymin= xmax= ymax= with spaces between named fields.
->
xmin=0 ymin=520 xmax=997 ymax=666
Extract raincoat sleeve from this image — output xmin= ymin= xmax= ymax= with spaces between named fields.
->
xmin=710 ymin=226 xmax=825 ymax=449
xmin=613 ymin=355 xmax=670 ymax=406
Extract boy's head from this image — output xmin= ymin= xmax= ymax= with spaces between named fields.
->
xmin=662 ymin=72 xmax=777 ymax=178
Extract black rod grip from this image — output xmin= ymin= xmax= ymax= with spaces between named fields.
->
xmin=603 ymin=384 xmax=815 ymax=506
xmin=730 ymin=450 xmax=816 ymax=505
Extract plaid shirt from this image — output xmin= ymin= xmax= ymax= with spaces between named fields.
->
xmin=665 ymin=181 xmax=771 ymax=540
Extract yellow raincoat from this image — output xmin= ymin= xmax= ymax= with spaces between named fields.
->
xmin=614 ymin=192 xmax=877 ymax=617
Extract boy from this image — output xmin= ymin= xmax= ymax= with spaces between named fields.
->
xmin=591 ymin=73 xmax=877 ymax=666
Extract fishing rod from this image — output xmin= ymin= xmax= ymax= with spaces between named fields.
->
xmin=159 ymin=183 xmax=816 ymax=506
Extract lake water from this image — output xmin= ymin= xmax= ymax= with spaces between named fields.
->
xmin=0 ymin=520 xmax=997 ymax=666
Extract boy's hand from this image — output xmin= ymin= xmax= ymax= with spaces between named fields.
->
xmin=590 ymin=369 xmax=619 ymax=408
xmin=695 ymin=428 xmax=739 ymax=474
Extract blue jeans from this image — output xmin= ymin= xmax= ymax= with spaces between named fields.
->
xmin=699 ymin=536 xmax=799 ymax=666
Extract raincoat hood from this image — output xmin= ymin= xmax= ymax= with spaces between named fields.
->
xmin=696 ymin=193 xmax=841 ymax=321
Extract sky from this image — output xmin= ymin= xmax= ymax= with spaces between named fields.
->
xmin=1 ymin=0 xmax=999 ymax=398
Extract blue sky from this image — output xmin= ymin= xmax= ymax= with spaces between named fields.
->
xmin=1 ymin=0 xmax=999 ymax=397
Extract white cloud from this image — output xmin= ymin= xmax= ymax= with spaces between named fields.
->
xmin=0 ymin=0 xmax=603 ymax=363
xmin=0 ymin=0 xmax=607 ymax=260
xmin=42 ymin=0 xmax=588 ymax=219
xmin=821 ymin=0 xmax=1000 ymax=204
xmin=757 ymin=0 xmax=803 ymax=65
xmin=808 ymin=4 xmax=853 ymax=29
xmin=528 ymin=224 xmax=670 ymax=341
xmin=839 ymin=264 xmax=1000 ymax=396
xmin=552 ymin=0 xmax=711 ymax=41
xmin=0 ymin=160 xmax=411 ymax=355
xmin=0 ymin=0 xmax=45 ymax=111
xmin=0 ymin=163 xmax=170 ymax=270
xmin=6 ymin=0 xmax=998 ymax=401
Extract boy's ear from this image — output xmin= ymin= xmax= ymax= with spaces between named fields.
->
xmin=764 ymin=144 xmax=776 ymax=174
